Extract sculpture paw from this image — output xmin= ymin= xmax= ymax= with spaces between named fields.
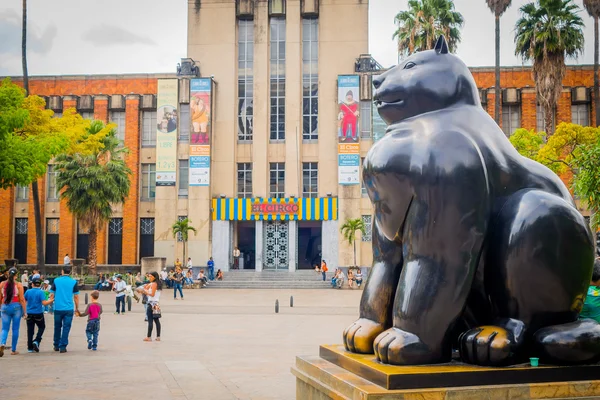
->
xmin=374 ymin=327 xmax=436 ymax=365
xmin=459 ymin=325 xmax=519 ymax=366
xmin=343 ymin=318 xmax=385 ymax=354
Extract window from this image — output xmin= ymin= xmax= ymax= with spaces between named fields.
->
xmin=360 ymin=101 xmax=372 ymax=138
xmin=80 ymin=111 xmax=94 ymax=120
xmin=502 ymin=104 xmax=520 ymax=136
xmin=179 ymin=104 xmax=190 ymax=142
xmin=179 ymin=160 xmax=189 ymax=197
xmin=16 ymin=184 xmax=29 ymax=202
xmin=140 ymin=218 xmax=155 ymax=235
xmin=238 ymin=20 xmax=254 ymax=142
xmin=537 ymin=103 xmax=556 ymax=133
xmin=110 ymin=111 xmax=126 ymax=142
xmin=302 ymin=18 xmax=318 ymax=140
xmin=270 ymin=17 xmax=286 ymax=141
xmin=361 ymin=157 xmax=367 ymax=197
xmin=270 ymin=162 xmax=285 ymax=198
xmin=142 ymin=110 xmax=157 ymax=147
xmin=16 ymin=218 xmax=28 ymax=234
xmin=109 ymin=218 xmax=123 ymax=235
xmin=237 ymin=163 xmax=253 ymax=198
xmin=302 ymin=162 xmax=318 ymax=198
xmin=47 ymin=165 xmax=58 ymax=201
xmin=361 ymin=215 xmax=372 ymax=242
xmin=176 ymin=216 xmax=186 ymax=242
xmin=47 ymin=218 xmax=59 ymax=234
xmin=141 ymin=163 xmax=156 ymax=201
xmin=572 ymin=104 xmax=590 ymax=126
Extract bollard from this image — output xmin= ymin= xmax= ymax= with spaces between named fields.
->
xmin=127 ymin=296 xmax=132 ymax=311
xmin=290 ymin=295 xmax=294 ymax=307
xmin=275 ymin=299 xmax=279 ymax=313
xmin=85 ymin=292 xmax=88 ymax=305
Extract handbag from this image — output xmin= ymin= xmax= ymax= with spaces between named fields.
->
xmin=152 ymin=303 xmax=162 ymax=318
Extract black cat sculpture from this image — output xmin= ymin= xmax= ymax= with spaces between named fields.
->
xmin=343 ymin=35 xmax=600 ymax=366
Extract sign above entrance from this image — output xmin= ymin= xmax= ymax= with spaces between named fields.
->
xmin=212 ymin=197 xmax=338 ymax=221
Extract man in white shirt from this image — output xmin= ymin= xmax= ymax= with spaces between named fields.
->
xmin=21 ymin=270 xmax=29 ymax=291
xmin=233 ymin=247 xmax=241 ymax=269
xmin=64 ymin=254 xmax=71 ymax=265
xmin=113 ymin=275 xmax=127 ymax=314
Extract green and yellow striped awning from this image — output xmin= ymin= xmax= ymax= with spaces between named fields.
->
xmin=211 ymin=197 xmax=338 ymax=221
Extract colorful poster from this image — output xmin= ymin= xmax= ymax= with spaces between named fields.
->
xmin=338 ymin=143 xmax=360 ymax=185
xmin=190 ymin=145 xmax=210 ymax=186
xmin=156 ymin=79 xmax=178 ymax=186
xmin=189 ymin=78 xmax=212 ymax=187
xmin=337 ymin=75 xmax=360 ymax=143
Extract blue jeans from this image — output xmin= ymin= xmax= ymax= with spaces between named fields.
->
xmin=1 ymin=303 xmax=23 ymax=352
xmin=86 ymin=319 xmax=100 ymax=349
xmin=53 ymin=310 xmax=74 ymax=349
xmin=322 ymin=271 xmax=327 ymax=281
xmin=115 ymin=296 xmax=126 ymax=313
xmin=173 ymin=283 xmax=184 ymax=299
xmin=208 ymin=267 xmax=214 ymax=280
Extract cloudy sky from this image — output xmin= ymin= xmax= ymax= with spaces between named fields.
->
xmin=0 ymin=0 xmax=597 ymax=76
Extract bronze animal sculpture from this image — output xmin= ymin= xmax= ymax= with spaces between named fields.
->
xmin=343 ymin=35 xmax=600 ymax=366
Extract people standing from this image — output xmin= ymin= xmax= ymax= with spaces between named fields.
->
xmin=321 ymin=260 xmax=328 ymax=281
xmin=21 ymin=270 xmax=29 ymax=293
xmin=0 ymin=268 xmax=26 ymax=356
xmin=113 ymin=275 xmax=127 ymax=314
xmin=24 ymin=278 xmax=52 ymax=353
xmin=207 ymin=257 xmax=215 ymax=281
xmin=233 ymin=247 xmax=241 ymax=269
xmin=173 ymin=268 xmax=184 ymax=300
xmin=138 ymin=272 xmax=162 ymax=342
xmin=63 ymin=253 xmax=71 ymax=265
xmin=48 ymin=266 xmax=80 ymax=353
xmin=78 ymin=290 xmax=103 ymax=351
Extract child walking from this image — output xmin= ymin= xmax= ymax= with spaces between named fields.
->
xmin=23 ymin=277 xmax=53 ymax=353
xmin=78 ymin=290 xmax=103 ymax=351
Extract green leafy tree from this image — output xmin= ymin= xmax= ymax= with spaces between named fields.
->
xmin=509 ymin=128 xmax=546 ymax=159
xmin=340 ymin=218 xmax=366 ymax=268
xmin=584 ymin=0 xmax=600 ymax=127
xmin=172 ymin=218 xmax=197 ymax=264
xmin=514 ymin=0 xmax=585 ymax=135
xmin=393 ymin=0 xmax=464 ymax=58
xmin=573 ymin=139 xmax=600 ymax=228
xmin=486 ymin=0 xmax=513 ymax=124
xmin=55 ymin=123 xmax=132 ymax=275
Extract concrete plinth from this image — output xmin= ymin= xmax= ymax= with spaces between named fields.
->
xmin=292 ymin=346 xmax=600 ymax=400
xmin=141 ymin=257 xmax=166 ymax=275
xmin=4 ymin=259 xmax=17 ymax=267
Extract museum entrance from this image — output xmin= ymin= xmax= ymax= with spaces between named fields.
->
xmin=236 ymin=221 xmax=255 ymax=270
xmin=263 ymin=221 xmax=288 ymax=270
xmin=298 ymin=221 xmax=322 ymax=269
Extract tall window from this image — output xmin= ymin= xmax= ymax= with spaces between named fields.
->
xmin=178 ymin=160 xmax=189 ymax=197
xmin=16 ymin=184 xmax=29 ymax=202
xmin=361 ymin=215 xmax=372 ymax=242
xmin=141 ymin=163 xmax=156 ymax=201
xmin=302 ymin=18 xmax=318 ymax=140
xmin=572 ymin=104 xmax=590 ymax=126
xmin=238 ymin=20 xmax=254 ymax=142
xmin=360 ymin=101 xmax=372 ymax=138
xmin=47 ymin=165 xmax=58 ymax=201
xmin=502 ymin=105 xmax=520 ymax=136
xmin=270 ymin=17 xmax=286 ymax=141
xmin=110 ymin=111 xmax=126 ymax=142
xmin=302 ymin=162 xmax=318 ymax=198
xmin=269 ymin=162 xmax=285 ymax=198
xmin=142 ymin=110 xmax=157 ymax=146
xmin=179 ymin=104 xmax=190 ymax=142
xmin=537 ymin=103 xmax=556 ymax=132
xmin=237 ymin=163 xmax=253 ymax=198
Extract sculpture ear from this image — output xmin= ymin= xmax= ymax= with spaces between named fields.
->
xmin=434 ymin=35 xmax=449 ymax=54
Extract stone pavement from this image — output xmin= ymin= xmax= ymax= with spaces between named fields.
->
xmin=0 ymin=288 xmax=361 ymax=400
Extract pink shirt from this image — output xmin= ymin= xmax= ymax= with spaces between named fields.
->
xmin=81 ymin=302 xmax=103 ymax=320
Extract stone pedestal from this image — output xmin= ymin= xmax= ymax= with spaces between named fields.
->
xmin=141 ymin=257 xmax=166 ymax=276
xmin=292 ymin=345 xmax=600 ymax=400
xmin=4 ymin=259 xmax=18 ymax=268
xmin=72 ymin=258 xmax=85 ymax=275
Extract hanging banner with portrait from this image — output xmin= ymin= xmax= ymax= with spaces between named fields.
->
xmin=189 ymin=78 xmax=212 ymax=186
xmin=156 ymin=79 xmax=178 ymax=186
xmin=337 ymin=75 xmax=360 ymax=185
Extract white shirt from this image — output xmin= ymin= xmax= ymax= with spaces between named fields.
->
xmin=21 ymin=273 xmax=28 ymax=285
xmin=64 ymin=255 xmax=70 ymax=265
xmin=161 ymin=271 xmax=168 ymax=280
xmin=114 ymin=280 xmax=127 ymax=297
xmin=146 ymin=284 xmax=161 ymax=302
xmin=186 ymin=260 xmax=192 ymax=268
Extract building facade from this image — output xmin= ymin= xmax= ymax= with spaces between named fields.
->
xmin=0 ymin=1 xmax=597 ymax=270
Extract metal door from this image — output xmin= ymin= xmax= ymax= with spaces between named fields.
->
xmin=108 ymin=218 xmax=123 ymax=265
xmin=45 ymin=218 xmax=59 ymax=264
xmin=77 ymin=221 xmax=89 ymax=263
xmin=263 ymin=221 xmax=288 ymax=270
xmin=139 ymin=218 xmax=155 ymax=260
xmin=14 ymin=218 xmax=28 ymax=264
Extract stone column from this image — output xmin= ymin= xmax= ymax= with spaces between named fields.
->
xmin=212 ymin=220 xmax=231 ymax=271
xmin=141 ymin=257 xmax=166 ymax=276
xmin=321 ymin=220 xmax=339 ymax=268
xmin=255 ymin=220 xmax=263 ymax=272
xmin=288 ymin=221 xmax=297 ymax=271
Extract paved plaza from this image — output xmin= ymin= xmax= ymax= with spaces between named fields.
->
xmin=0 ymin=288 xmax=361 ymax=400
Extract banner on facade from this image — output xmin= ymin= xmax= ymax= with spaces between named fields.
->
xmin=212 ymin=197 xmax=338 ymax=221
xmin=338 ymin=143 xmax=360 ymax=185
xmin=156 ymin=79 xmax=178 ymax=186
xmin=189 ymin=78 xmax=212 ymax=187
xmin=337 ymin=75 xmax=360 ymax=185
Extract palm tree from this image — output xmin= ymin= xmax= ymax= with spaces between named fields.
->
xmin=584 ymin=0 xmax=600 ymax=127
xmin=393 ymin=0 xmax=464 ymax=58
xmin=515 ymin=0 xmax=585 ymax=135
xmin=340 ymin=218 xmax=366 ymax=269
xmin=486 ymin=1 xmax=513 ymax=125
xmin=172 ymin=218 xmax=197 ymax=264
xmin=55 ymin=122 xmax=132 ymax=275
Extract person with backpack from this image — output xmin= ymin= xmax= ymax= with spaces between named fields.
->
xmin=321 ymin=260 xmax=328 ymax=281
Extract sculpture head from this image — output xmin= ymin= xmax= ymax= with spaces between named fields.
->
xmin=373 ymin=36 xmax=480 ymax=125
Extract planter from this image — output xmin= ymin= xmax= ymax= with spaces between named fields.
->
xmin=4 ymin=259 xmax=18 ymax=268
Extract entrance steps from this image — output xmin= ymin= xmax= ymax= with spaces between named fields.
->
xmin=204 ymin=270 xmax=334 ymax=289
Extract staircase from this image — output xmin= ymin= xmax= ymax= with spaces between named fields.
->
xmin=204 ymin=270 xmax=333 ymax=289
